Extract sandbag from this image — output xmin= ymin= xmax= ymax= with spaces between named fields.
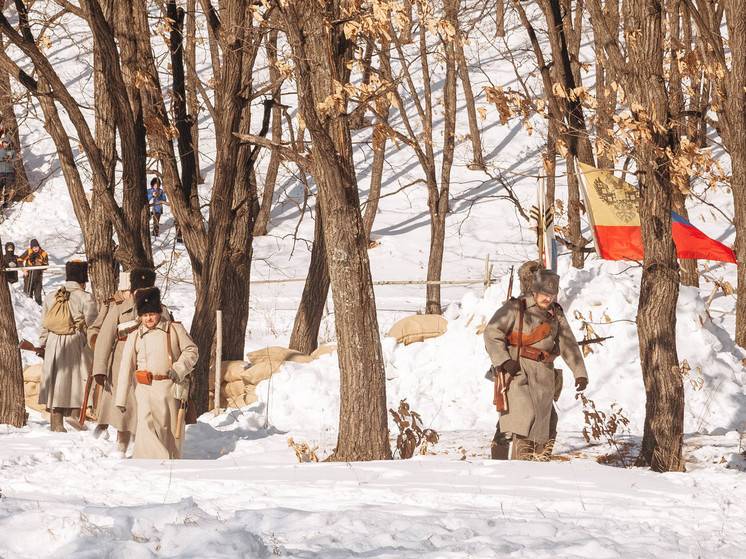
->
xmin=23 ymin=363 xmax=42 ymax=383
xmin=24 ymin=381 xmax=39 ymax=397
xmin=222 ymin=360 xmax=250 ymax=383
xmin=245 ymin=347 xmax=313 ymax=380
xmin=223 ymin=379 xmax=247 ymax=399
xmin=311 ymin=344 xmax=337 ymax=359
xmin=247 ymin=346 xmax=313 ymax=366
xmin=387 ymin=314 xmax=448 ymax=345
xmin=243 ymin=361 xmax=277 ymax=386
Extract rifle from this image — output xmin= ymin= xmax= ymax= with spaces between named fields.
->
xmin=75 ymin=375 xmax=95 ymax=429
xmin=578 ymin=335 xmax=614 ymax=346
xmin=506 ymin=265 xmax=514 ymax=302
xmin=175 ymin=399 xmax=187 ymax=440
xmin=19 ymin=338 xmax=44 ymax=357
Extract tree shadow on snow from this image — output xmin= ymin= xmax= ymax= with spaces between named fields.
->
xmin=182 ymin=403 xmax=285 ymax=460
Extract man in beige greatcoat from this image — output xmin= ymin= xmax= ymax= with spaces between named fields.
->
xmin=39 ymin=260 xmax=98 ymax=432
xmin=116 ymin=287 xmax=198 ymax=459
xmin=89 ymin=268 xmax=157 ymax=452
xmin=484 ymin=269 xmax=589 ymax=460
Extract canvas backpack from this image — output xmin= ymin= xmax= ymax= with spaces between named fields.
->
xmin=42 ymin=287 xmax=78 ymax=335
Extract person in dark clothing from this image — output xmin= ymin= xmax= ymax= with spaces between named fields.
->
xmin=147 ymin=177 xmax=168 ymax=237
xmin=18 ymin=238 xmax=48 ymax=305
xmin=2 ymin=241 xmax=19 ymax=284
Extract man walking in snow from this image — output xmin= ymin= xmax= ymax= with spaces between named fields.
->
xmin=116 ymin=287 xmax=198 ymax=459
xmin=484 ymin=269 xmax=588 ymax=460
xmin=88 ymin=268 xmax=157 ymax=453
xmin=38 ymin=260 xmax=97 ymax=432
xmin=19 ymin=238 xmax=48 ymax=305
xmin=147 ymin=177 xmax=168 ymax=237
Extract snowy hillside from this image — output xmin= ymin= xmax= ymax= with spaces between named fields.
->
xmin=2 ymin=2 xmax=746 ymax=557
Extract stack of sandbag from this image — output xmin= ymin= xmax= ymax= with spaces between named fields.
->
xmin=218 ymin=347 xmax=317 ymax=408
xmin=311 ymin=343 xmax=336 ymax=359
xmin=387 ymin=314 xmax=448 ymax=345
xmin=23 ymin=363 xmax=46 ymax=413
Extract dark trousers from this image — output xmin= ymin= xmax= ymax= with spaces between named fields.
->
xmin=24 ymin=270 xmax=43 ymax=305
xmin=152 ymin=211 xmax=162 ymax=237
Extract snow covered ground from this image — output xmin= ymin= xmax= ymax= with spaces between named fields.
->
xmin=2 ymin=4 xmax=746 ymax=557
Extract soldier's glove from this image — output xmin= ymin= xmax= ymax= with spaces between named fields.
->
xmin=575 ymin=377 xmax=588 ymax=392
xmin=501 ymin=359 xmax=521 ymax=376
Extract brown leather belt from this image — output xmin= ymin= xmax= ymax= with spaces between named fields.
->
xmin=151 ymin=374 xmax=170 ymax=381
xmin=519 ymin=346 xmax=558 ymax=364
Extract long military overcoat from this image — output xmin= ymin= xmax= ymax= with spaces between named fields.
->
xmin=484 ymin=295 xmax=588 ymax=444
xmin=90 ymin=292 xmax=138 ymax=432
xmin=38 ymin=281 xmax=97 ymax=410
xmin=116 ymin=317 xmax=198 ymax=459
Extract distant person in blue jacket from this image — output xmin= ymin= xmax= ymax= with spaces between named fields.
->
xmin=147 ymin=177 xmax=168 ymax=237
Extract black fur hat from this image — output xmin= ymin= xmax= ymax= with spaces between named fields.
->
xmin=135 ymin=287 xmax=162 ymax=316
xmin=65 ymin=260 xmax=89 ymax=284
xmin=531 ymin=269 xmax=560 ymax=296
xmin=130 ymin=268 xmax=156 ymax=291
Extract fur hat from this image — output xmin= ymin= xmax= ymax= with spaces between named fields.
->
xmin=29 ymin=238 xmax=40 ymax=248
xmin=531 ymin=269 xmax=560 ymax=296
xmin=518 ymin=260 xmax=541 ymax=295
xmin=135 ymin=287 xmax=161 ymax=316
xmin=117 ymin=273 xmax=131 ymax=292
xmin=130 ymin=268 xmax=156 ymax=291
xmin=65 ymin=260 xmax=89 ymax=284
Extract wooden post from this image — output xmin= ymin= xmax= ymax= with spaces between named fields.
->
xmin=483 ymin=254 xmax=493 ymax=291
xmin=214 ymin=309 xmax=222 ymax=415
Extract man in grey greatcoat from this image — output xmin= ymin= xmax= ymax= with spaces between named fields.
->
xmin=88 ymin=268 xmax=157 ymax=453
xmin=39 ymin=260 xmax=97 ymax=432
xmin=484 ymin=268 xmax=589 ymax=460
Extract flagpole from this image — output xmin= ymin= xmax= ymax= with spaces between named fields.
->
xmin=574 ymin=158 xmax=601 ymax=258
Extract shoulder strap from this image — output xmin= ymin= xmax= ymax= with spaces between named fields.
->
xmin=517 ymin=297 xmax=525 ymax=353
xmin=166 ymin=322 xmax=173 ymax=368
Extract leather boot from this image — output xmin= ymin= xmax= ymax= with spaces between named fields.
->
xmin=93 ymin=424 xmax=109 ymax=439
xmin=511 ymin=435 xmax=536 ymax=461
xmin=534 ymin=438 xmax=555 ymax=462
xmin=116 ymin=431 xmax=131 ymax=454
xmin=50 ymin=409 xmax=67 ymax=433
xmin=490 ymin=428 xmax=510 ymax=460
xmin=65 ymin=408 xmax=85 ymax=431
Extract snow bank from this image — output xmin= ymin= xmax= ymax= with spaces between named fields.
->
xmin=241 ymin=258 xmax=746 ymax=442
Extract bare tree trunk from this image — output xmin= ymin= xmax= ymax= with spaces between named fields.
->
xmin=496 ymin=0 xmax=506 ymax=37
xmin=426 ymin=2 xmax=458 ymax=314
xmin=281 ymin=0 xmax=390 ymax=461
xmin=0 ymin=35 xmax=29 ymax=201
xmin=721 ymin=1 xmax=746 ymax=347
xmin=363 ymin=40 xmax=391 ymax=239
xmin=667 ymin=0 xmax=698 ymax=287
xmin=449 ymin=0 xmax=485 ymax=170
xmin=220 ymin=20 xmax=265 ymax=364
xmin=198 ymin=0 xmax=222 ymax=146
xmin=186 ymin=0 xmax=203 ymax=185
xmin=592 ymin=0 xmax=618 ymax=170
xmin=167 ymin=0 xmax=197 ymax=206
xmin=0 ymin=232 xmax=24 ymax=427
xmin=253 ymin=29 xmax=281 ymax=237
xmin=625 ymin=0 xmax=684 ymax=472
xmin=188 ymin=0 xmax=251 ymax=413
xmin=544 ymin=117 xmax=558 ymax=209
xmin=89 ymin=0 xmax=117 ymax=300
xmin=289 ymin=210 xmax=330 ymax=354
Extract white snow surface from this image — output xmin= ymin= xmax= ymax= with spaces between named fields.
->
xmin=2 ymin=4 xmax=746 ymax=557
